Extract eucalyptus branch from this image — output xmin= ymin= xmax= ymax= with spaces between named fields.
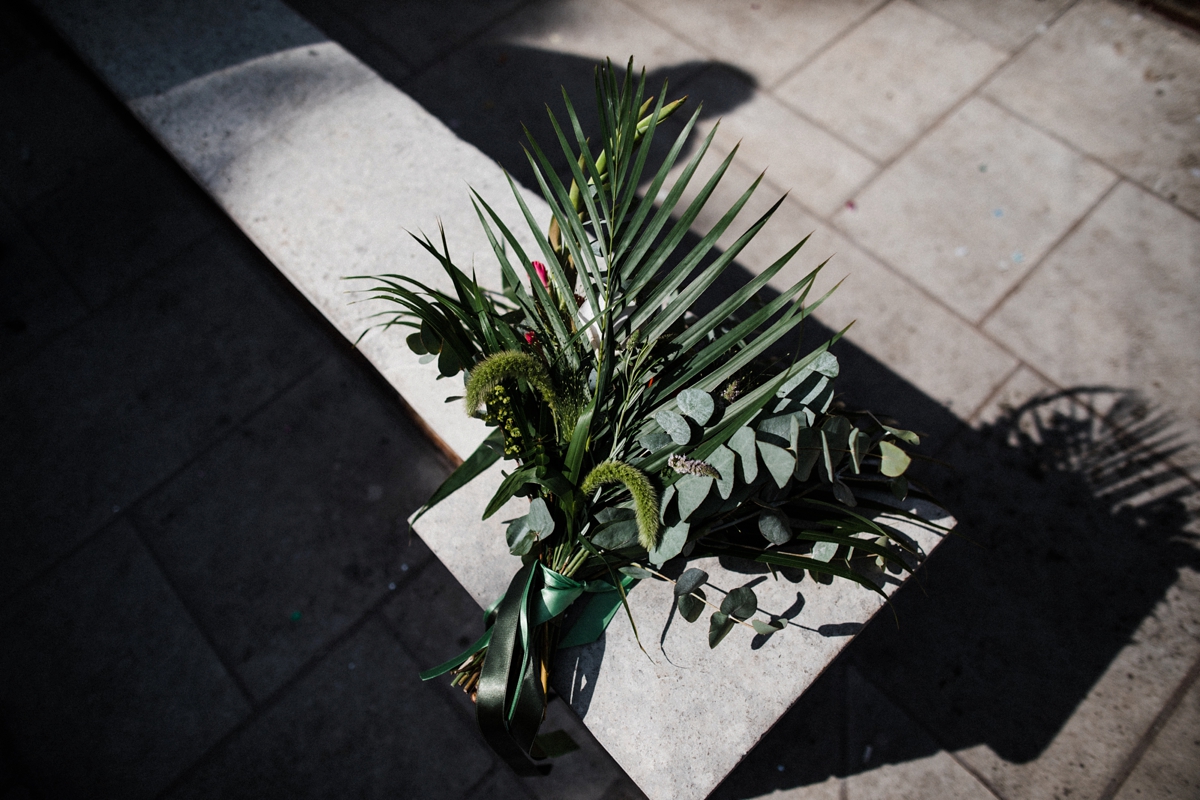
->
xmin=640 ymin=565 xmax=761 ymax=632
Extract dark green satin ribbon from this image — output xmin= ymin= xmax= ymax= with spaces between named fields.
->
xmin=418 ymin=562 xmax=636 ymax=774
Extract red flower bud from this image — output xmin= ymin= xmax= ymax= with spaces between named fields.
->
xmin=524 ymin=331 xmax=537 ymax=345
xmin=531 ymin=261 xmax=549 ymax=288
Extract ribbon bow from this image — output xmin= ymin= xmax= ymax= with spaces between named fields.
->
xmin=419 ymin=562 xmax=635 ymax=774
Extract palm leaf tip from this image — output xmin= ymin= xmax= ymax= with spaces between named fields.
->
xmin=581 ymin=461 xmax=661 ymax=550
xmin=464 ymin=350 xmax=559 ymax=417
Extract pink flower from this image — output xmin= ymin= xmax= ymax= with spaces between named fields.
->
xmin=531 ymin=261 xmax=549 ymax=288
xmin=524 ymin=331 xmax=537 ymax=346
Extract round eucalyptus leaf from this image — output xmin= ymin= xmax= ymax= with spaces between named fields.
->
xmin=438 ymin=347 xmax=461 ymax=377
xmin=709 ymin=445 xmax=736 ymax=499
xmin=406 ymin=332 xmax=428 ymax=355
xmin=654 ymin=409 xmax=692 ymax=446
xmin=758 ymin=510 xmax=793 ymax=546
xmin=832 ymin=480 xmax=857 ymax=507
xmin=883 ymin=425 xmax=920 ymax=446
xmin=751 ymin=618 xmax=786 ymax=636
xmin=674 ymin=568 xmax=709 ymax=596
xmin=794 ymin=428 xmax=821 ymax=482
xmin=677 ymin=389 xmax=715 ymax=426
xmin=676 ymin=474 xmax=713 ymax=521
xmin=729 ymin=426 xmax=758 ymax=483
xmin=420 ymin=323 xmax=442 ymax=355
xmin=756 ymin=441 xmax=796 ymax=489
xmin=619 ymin=565 xmax=655 ymax=580
xmin=639 ymin=429 xmax=674 ymax=453
xmin=811 ymin=540 xmax=838 ymax=563
xmin=649 ymin=521 xmax=688 ymax=567
xmin=708 ymin=611 xmax=735 ymax=648
xmin=677 ymin=590 xmax=705 ymax=623
xmin=590 ymin=507 xmax=638 ymax=549
xmin=720 ymin=586 xmax=758 ymax=619
xmin=526 ymin=497 xmax=555 ymax=537
xmin=506 ymin=516 xmax=536 ymax=556
xmin=879 ymin=441 xmax=912 ymax=477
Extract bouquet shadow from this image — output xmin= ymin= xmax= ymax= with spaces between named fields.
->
xmin=709 ymin=369 xmax=1200 ymax=797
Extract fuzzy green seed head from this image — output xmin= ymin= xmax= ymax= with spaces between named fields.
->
xmin=581 ymin=460 xmax=661 ymax=551
xmin=465 ymin=350 xmax=559 ymax=419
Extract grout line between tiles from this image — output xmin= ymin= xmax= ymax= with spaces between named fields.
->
xmin=982 ymin=89 xmax=1200 ymax=228
xmin=976 ymin=175 xmax=1123 ymax=327
xmin=284 ymin=1 xmax=418 ymax=75
xmin=1097 ymin=648 xmax=1200 ymax=800
xmin=152 ymin=556 xmax=438 ymax=800
xmin=125 ymin=514 xmax=259 ymax=709
xmin=0 ymin=353 xmax=329 ymax=614
xmin=763 ymin=0 xmax=894 ymax=93
xmin=963 ymin=362 xmax=1026 ymax=426
xmin=854 ymin=668 xmax=1009 ymax=800
xmin=394 ymin=0 xmax=543 ymax=87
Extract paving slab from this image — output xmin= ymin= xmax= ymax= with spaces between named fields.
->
xmin=420 ymin=470 xmax=952 ymax=800
xmin=0 ymin=47 xmax=141 ymax=207
xmin=956 ymin=566 xmax=1200 ymax=799
xmin=0 ymin=230 xmax=328 ymax=601
xmin=843 ymin=669 xmax=994 ymax=800
xmin=400 ymin=0 xmax=713 ymax=195
xmin=619 ymin=0 xmax=883 ymax=88
xmin=851 ymin=393 xmax=1200 ymax=800
xmin=165 ymin=618 xmax=496 ymax=800
xmin=775 ymin=0 xmax=1007 ymax=162
xmin=970 ymin=364 xmax=1053 ymax=428
xmin=985 ymin=181 xmax=1200 ymax=481
xmin=674 ymin=65 xmax=879 ymax=217
xmin=911 ymin=0 xmax=1074 ymax=52
xmin=0 ymin=519 xmax=250 ymax=800
xmin=1112 ymin=664 xmax=1200 ymax=800
xmin=833 ymin=95 xmax=1117 ymax=322
xmin=707 ymin=663 xmax=845 ymax=800
xmin=0 ymin=195 xmax=87 ymax=374
xmin=135 ymin=357 xmax=446 ymax=700
xmin=384 ymin=557 xmax=643 ymax=800
xmin=22 ymin=139 xmax=221 ymax=307
xmin=289 ymin=0 xmax=523 ymax=75
xmin=985 ymin=0 xmax=1200 ymax=215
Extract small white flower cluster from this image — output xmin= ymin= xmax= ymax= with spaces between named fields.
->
xmin=668 ymin=454 xmax=719 ymax=479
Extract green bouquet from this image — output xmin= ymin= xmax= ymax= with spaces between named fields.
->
xmin=357 ymin=60 xmax=930 ymax=774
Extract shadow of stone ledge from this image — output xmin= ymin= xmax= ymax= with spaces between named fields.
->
xmin=710 ymin=388 xmax=1200 ymax=798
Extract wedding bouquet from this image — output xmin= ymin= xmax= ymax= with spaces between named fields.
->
xmin=358 ymin=60 xmax=929 ymax=774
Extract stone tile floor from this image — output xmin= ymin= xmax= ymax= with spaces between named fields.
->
xmin=3 ymin=0 xmax=1200 ymax=798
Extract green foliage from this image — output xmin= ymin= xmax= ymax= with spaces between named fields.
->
xmin=359 ymin=58 xmax=934 ymax=663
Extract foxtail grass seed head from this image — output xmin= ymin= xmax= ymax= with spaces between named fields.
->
xmin=581 ymin=460 xmax=661 ymax=550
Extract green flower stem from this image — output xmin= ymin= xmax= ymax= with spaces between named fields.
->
xmin=561 ymin=546 xmax=590 ymax=578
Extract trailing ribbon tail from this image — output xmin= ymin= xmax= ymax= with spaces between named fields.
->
xmin=419 ymin=562 xmax=638 ymax=775
xmin=475 ymin=563 xmax=549 ymax=776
